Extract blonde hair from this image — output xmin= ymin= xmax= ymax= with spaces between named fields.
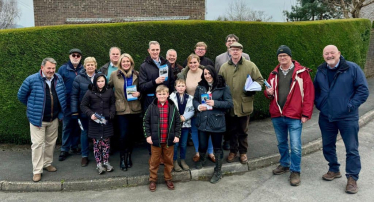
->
xmin=83 ymin=57 xmax=97 ymax=68
xmin=187 ymin=53 xmax=200 ymax=64
xmin=156 ymin=85 xmax=169 ymax=93
xmin=175 ymin=78 xmax=186 ymax=86
xmin=195 ymin=42 xmax=207 ymax=49
xmin=118 ymin=53 xmax=135 ymax=78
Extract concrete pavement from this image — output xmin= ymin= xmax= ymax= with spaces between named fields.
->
xmin=1 ymin=77 xmax=374 ymax=192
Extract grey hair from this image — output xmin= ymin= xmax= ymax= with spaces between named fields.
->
xmin=149 ymin=41 xmax=160 ymax=49
xmin=41 ymin=58 xmax=57 ymax=66
xmin=109 ymin=47 xmax=121 ymax=56
xmin=166 ymin=49 xmax=177 ymax=57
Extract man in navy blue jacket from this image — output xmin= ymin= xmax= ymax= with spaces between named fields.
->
xmin=314 ymin=45 xmax=369 ymax=194
xmin=18 ymin=58 xmax=67 ymax=182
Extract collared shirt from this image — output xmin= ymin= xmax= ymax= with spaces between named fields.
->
xmin=87 ymin=73 xmax=95 ymax=83
xmin=158 ymin=100 xmax=169 ymax=144
xmin=280 ymin=63 xmax=295 ymax=76
xmin=153 ymin=58 xmax=161 ymax=68
xmin=106 ymin=62 xmax=117 ymax=80
xmin=327 ymin=60 xmax=340 ymax=69
xmin=42 ymin=72 xmax=54 ymax=88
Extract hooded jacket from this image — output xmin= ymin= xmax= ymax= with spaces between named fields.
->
xmin=264 ymin=60 xmax=315 ymax=119
xmin=314 ymin=56 xmax=368 ymax=121
xmin=169 ymin=92 xmax=194 ymax=128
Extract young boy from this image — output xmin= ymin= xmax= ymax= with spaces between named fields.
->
xmin=144 ymin=85 xmax=181 ymax=192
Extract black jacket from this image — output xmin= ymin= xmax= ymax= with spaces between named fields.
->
xmin=71 ymin=69 xmax=97 ymax=118
xmin=80 ymin=73 xmax=116 ymax=139
xmin=98 ymin=62 xmax=110 ymax=76
xmin=138 ymin=56 xmax=175 ymax=110
xmin=143 ymin=98 xmax=181 ymax=147
xmin=193 ymin=75 xmax=233 ymax=133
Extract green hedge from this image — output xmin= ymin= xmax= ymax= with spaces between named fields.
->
xmin=0 ymin=19 xmax=371 ymax=144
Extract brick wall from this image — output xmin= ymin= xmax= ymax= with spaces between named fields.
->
xmin=33 ymin=0 xmax=205 ymax=26
xmin=364 ymin=30 xmax=374 ymax=77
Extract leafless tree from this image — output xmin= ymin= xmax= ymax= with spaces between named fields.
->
xmin=0 ymin=0 xmax=20 ymax=29
xmin=216 ymin=0 xmax=273 ymax=22
xmin=325 ymin=0 xmax=374 ymax=18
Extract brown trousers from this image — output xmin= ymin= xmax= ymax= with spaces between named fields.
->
xmin=149 ymin=143 xmax=174 ymax=182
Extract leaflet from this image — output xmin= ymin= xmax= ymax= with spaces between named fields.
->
xmin=159 ymin=64 xmax=168 ymax=81
xmin=244 ymin=74 xmax=262 ymax=91
xmin=126 ymin=85 xmax=138 ymax=101
xmin=201 ymin=93 xmax=212 ymax=110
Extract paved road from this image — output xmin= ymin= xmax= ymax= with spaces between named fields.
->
xmin=2 ymin=118 xmax=373 ymax=202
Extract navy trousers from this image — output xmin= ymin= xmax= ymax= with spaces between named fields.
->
xmin=318 ymin=114 xmax=361 ymax=180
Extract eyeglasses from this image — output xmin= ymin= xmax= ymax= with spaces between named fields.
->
xmin=196 ymin=48 xmax=206 ymax=51
xmin=227 ymin=40 xmax=236 ymax=43
xmin=71 ymin=54 xmax=81 ymax=58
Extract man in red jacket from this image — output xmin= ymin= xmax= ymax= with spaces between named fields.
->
xmin=264 ymin=45 xmax=314 ymax=186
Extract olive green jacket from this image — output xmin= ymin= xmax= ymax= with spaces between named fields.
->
xmin=219 ymin=57 xmax=264 ymax=117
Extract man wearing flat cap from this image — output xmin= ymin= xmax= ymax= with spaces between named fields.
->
xmin=58 ymin=48 xmax=84 ymax=161
xmin=264 ymin=45 xmax=314 ymax=186
xmin=219 ymin=42 xmax=263 ymax=165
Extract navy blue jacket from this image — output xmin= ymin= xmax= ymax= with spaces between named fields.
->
xmin=71 ymin=69 xmax=97 ymax=118
xmin=58 ymin=61 xmax=83 ymax=114
xmin=17 ymin=70 xmax=67 ymax=127
xmin=314 ymin=56 xmax=369 ymax=121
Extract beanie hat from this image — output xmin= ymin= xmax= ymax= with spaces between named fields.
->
xmin=277 ymin=45 xmax=292 ymax=57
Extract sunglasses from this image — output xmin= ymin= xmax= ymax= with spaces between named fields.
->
xmin=71 ymin=54 xmax=81 ymax=58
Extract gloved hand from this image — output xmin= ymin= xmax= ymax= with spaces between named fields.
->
xmin=244 ymin=90 xmax=256 ymax=96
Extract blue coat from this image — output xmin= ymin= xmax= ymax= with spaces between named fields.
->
xmin=17 ymin=70 xmax=67 ymax=127
xmin=58 ymin=61 xmax=83 ymax=114
xmin=71 ymin=69 xmax=97 ymax=118
xmin=314 ymin=56 xmax=369 ymax=121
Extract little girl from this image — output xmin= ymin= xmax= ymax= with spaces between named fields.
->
xmin=169 ymin=79 xmax=194 ymax=171
xmin=81 ymin=73 xmax=116 ymax=174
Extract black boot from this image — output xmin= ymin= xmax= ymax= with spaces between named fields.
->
xmin=210 ymin=150 xmax=223 ymax=184
xmin=126 ymin=151 xmax=133 ymax=168
xmin=195 ymin=153 xmax=206 ymax=169
xmin=120 ymin=151 xmax=128 ymax=171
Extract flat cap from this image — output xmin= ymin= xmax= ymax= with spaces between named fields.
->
xmin=69 ymin=48 xmax=82 ymax=55
xmin=230 ymin=42 xmax=243 ymax=49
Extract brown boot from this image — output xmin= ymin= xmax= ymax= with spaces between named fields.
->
xmin=346 ymin=177 xmax=358 ymax=194
xmin=239 ymin=154 xmax=248 ymax=164
xmin=149 ymin=181 xmax=156 ymax=192
xmin=290 ymin=172 xmax=301 ymax=186
xmin=43 ymin=165 xmax=57 ymax=172
xmin=322 ymin=171 xmax=342 ymax=181
xmin=273 ymin=165 xmax=290 ymax=175
xmin=226 ymin=152 xmax=237 ymax=163
xmin=33 ymin=173 xmax=41 ymax=182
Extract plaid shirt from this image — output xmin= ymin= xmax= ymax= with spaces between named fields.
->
xmin=158 ymin=100 xmax=169 ymax=143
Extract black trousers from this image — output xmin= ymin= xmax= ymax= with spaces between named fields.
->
xmin=228 ymin=115 xmax=250 ymax=154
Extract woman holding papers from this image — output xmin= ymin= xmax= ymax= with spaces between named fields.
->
xmin=193 ymin=65 xmax=233 ymax=184
xmin=109 ymin=53 xmax=142 ymax=171
xmin=178 ymin=54 xmax=216 ymax=164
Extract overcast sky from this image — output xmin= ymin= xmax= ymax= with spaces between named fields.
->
xmin=16 ymin=0 xmax=296 ymax=27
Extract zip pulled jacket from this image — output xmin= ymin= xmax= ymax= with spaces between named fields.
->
xmin=169 ymin=92 xmax=194 ymax=128
xmin=264 ymin=60 xmax=314 ymax=119
xmin=143 ymin=98 xmax=181 ymax=147
xmin=314 ymin=56 xmax=368 ymax=121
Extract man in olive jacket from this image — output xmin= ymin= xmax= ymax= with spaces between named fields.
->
xmin=219 ymin=42 xmax=264 ymax=164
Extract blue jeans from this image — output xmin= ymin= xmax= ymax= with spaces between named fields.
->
xmin=80 ymin=118 xmax=89 ymax=157
xmin=272 ymin=117 xmax=303 ymax=172
xmin=191 ymin=117 xmax=213 ymax=154
xmin=174 ymin=128 xmax=189 ymax=160
xmin=61 ymin=115 xmax=80 ymax=152
xmin=319 ymin=114 xmax=360 ymax=180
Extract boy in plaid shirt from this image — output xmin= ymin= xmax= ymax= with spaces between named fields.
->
xmin=144 ymin=85 xmax=181 ymax=192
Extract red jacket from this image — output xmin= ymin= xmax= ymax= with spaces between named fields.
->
xmin=264 ymin=60 xmax=314 ymax=119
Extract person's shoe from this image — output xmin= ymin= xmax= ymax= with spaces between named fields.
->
xmin=226 ymin=152 xmax=237 ymax=163
xmin=322 ymin=171 xmax=342 ymax=181
xmin=173 ymin=160 xmax=182 ymax=172
xmin=239 ymin=154 xmax=248 ymax=164
xmin=70 ymin=148 xmax=81 ymax=155
xmin=223 ymin=140 xmax=230 ymax=150
xmin=81 ymin=157 xmax=89 ymax=167
xmin=43 ymin=165 xmax=57 ymax=172
xmin=195 ymin=153 xmax=206 ymax=169
xmin=290 ymin=172 xmax=301 ymax=186
xmin=165 ymin=180 xmax=175 ymax=190
xmin=126 ymin=151 xmax=133 ymax=168
xmin=103 ymin=162 xmax=114 ymax=172
xmin=96 ymin=163 xmax=106 ymax=174
xmin=208 ymin=154 xmax=216 ymax=163
xmin=59 ymin=151 xmax=69 ymax=161
xmin=346 ymin=176 xmax=358 ymax=194
xmin=180 ymin=160 xmax=190 ymax=170
xmin=192 ymin=153 xmax=200 ymax=162
xmin=120 ymin=155 xmax=127 ymax=171
xmin=33 ymin=173 xmax=41 ymax=182
xmin=210 ymin=171 xmax=222 ymax=184
xmin=272 ymin=165 xmax=290 ymax=175
xmin=149 ymin=181 xmax=156 ymax=192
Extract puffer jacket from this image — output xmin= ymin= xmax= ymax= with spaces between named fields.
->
xmin=169 ymin=92 xmax=194 ymax=128
xmin=80 ymin=73 xmax=116 ymax=139
xmin=17 ymin=70 xmax=67 ymax=127
xmin=138 ymin=56 xmax=175 ymax=110
xmin=314 ymin=56 xmax=369 ymax=121
xmin=109 ymin=69 xmax=142 ymax=115
xmin=193 ymin=76 xmax=233 ymax=133
xmin=264 ymin=60 xmax=315 ymax=119
xmin=71 ymin=69 xmax=97 ymax=118
xmin=143 ymin=98 xmax=181 ymax=147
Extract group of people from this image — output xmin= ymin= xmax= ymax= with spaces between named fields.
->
xmin=17 ymin=33 xmax=368 ymax=194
